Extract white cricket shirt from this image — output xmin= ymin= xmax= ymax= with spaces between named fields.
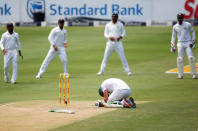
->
xmin=0 ymin=31 xmax=21 ymax=50
xmin=171 ymin=21 xmax=195 ymax=45
xmin=101 ymin=78 xmax=130 ymax=93
xmin=104 ymin=21 xmax=126 ymax=43
xmin=48 ymin=26 xmax=67 ymax=49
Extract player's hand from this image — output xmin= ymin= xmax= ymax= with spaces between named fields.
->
xmin=53 ymin=45 xmax=58 ymax=51
xmin=18 ymin=50 xmax=23 ymax=60
xmin=117 ymin=36 xmax=122 ymax=41
xmin=64 ymin=43 xmax=68 ymax=47
xmin=2 ymin=49 xmax=7 ymax=55
xmin=170 ymin=47 xmax=176 ymax=53
xmin=104 ymin=97 xmax=108 ymax=103
xmin=190 ymin=40 xmax=195 ymax=48
xmin=109 ymin=37 xmax=115 ymax=41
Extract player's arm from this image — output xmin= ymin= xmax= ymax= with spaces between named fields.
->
xmin=189 ymin=24 xmax=196 ymax=48
xmin=16 ymin=34 xmax=23 ymax=59
xmin=104 ymin=24 xmax=109 ymax=39
xmin=0 ymin=35 xmax=6 ymax=55
xmin=190 ymin=24 xmax=195 ymax=41
xmin=48 ymin=29 xmax=58 ymax=51
xmin=170 ymin=27 xmax=177 ymax=53
xmin=103 ymin=90 xmax=108 ymax=103
xmin=104 ymin=24 xmax=114 ymax=41
xmin=117 ymin=23 xmax=126 ymax=41
xmin=64 ymin=30 xmax=68 ymax=47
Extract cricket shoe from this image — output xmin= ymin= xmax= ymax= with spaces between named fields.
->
xmin=97 ymin=71 xmax=104 ymax=76
xmin=127 ymin=72 xmax=132 ymax=76
xmin=177 ymin=75 xmax=183 ymax=79
xmin=122 ymin=98 xmax=132 ymax=108
xmin=4 ymin=76 xmax=8 ymax=83
xmin=129 ymin=97 xmax=136 ymax=108
xmin=11 ymin=80 xmax=16 ymax=84
xmin=36 ymin=74 xmax=42 ymax=79
xmin=192 ymin=75 xmax=197 ymax=79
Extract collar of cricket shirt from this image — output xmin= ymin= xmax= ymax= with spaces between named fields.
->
xmin=7 ymin=31 xmax=14 ymax=35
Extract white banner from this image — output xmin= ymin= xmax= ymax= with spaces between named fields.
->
xmin=0 ymin=0 xmax=198 ymax=23
xmin=152 ymin=0 xmax=198 ymax=21
xmin=0 ymin=0 xmax=19 ymax=22
xmin=45 ymin=0 xmax=151 ymax=22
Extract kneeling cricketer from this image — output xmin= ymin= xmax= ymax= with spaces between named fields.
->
xmin=95 ymin=78 xmax=136 ymax=108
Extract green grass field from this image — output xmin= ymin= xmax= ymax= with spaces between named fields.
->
xmin=0 ymin=26 xmax=198 ymax=131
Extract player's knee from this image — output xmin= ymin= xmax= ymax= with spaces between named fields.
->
xmin=61 ymin=58 xmax=67 ymax=63
xmin=13 ymin=60 xmax=17 ymax=64
xmin=4 ymin=66 xmax=8 ymax=69
xmin=177 ymin=57 xmax=183 ymax=63
xmin=188 ymin=56 xmax=195 ymax=61
xmin=62 ymin=61 xmax=67 ymax=64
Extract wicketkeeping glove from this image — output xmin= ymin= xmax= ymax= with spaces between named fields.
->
xmin=170 ymin=43 xmax=176 ymax=53
xmin=171 ymin=47 xmax=176 ymax=53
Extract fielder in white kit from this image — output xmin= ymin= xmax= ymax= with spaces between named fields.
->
xmin=0 ymin=23 xmax=23 ymax=84
xmin=36 ymin=19 xmax=68 ymax=79
xmin=171 ymin=13 xmax=197 ymax=79
xmin=97 ymin=13 xmax=132 ymax=76
xmin=97 ymin=78 xmax=136 ymax=108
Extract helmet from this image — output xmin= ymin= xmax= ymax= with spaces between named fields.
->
xmin=98 ymin=87 xmax=104 ymax=97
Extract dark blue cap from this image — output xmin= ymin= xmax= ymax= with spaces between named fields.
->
xmin=177 ymin=13 xmax=184 ymax=19
xmin=112 ymin=13 xmax=118 ymax=17
xmin=7 ymin=23 xmax=13 ymax=28
xmin=58 ymin=18 xmax=65 ymax=23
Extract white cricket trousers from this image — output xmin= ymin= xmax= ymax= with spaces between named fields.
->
xmin=4 ymin=49 xmax=18 ymax=81
xmin=177 ymin=42 xmax=194 ymax=58
xmin=108 ymin=89 xmax=131 ymax=103
xmin=100 ymin=42 xmax=130 ymax=73
xmin=177 ymin=42 xmax=197 ymax=76
xmin=38 ymin=48 xmax=68 ymax=76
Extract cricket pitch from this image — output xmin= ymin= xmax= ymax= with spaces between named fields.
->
xmin=0 ymin=100 xmax=149 ymax=131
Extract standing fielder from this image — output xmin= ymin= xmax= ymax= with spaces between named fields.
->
xmin=97 ymin=13 xmax=132 ymax=76
xmin=36 ymin=19 xmax=68 ymax=79
xmin=0 ymin=23 xmax=23 ymax=84
xmin=97 ymin=78 xmax=136 ymax=108
xmin=171 ymin=13 xmax=197 ymax=79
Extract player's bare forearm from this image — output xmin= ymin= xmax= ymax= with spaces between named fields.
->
xmin=2 ymin=49 xmax=7 ymax=55
xmin=103 ymin=90 xmax=108 ymax=102
xmin=109 ymin=37 xmax=115 ymax=41
xmin=64 ymin=43 xmax=68 ymax=47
